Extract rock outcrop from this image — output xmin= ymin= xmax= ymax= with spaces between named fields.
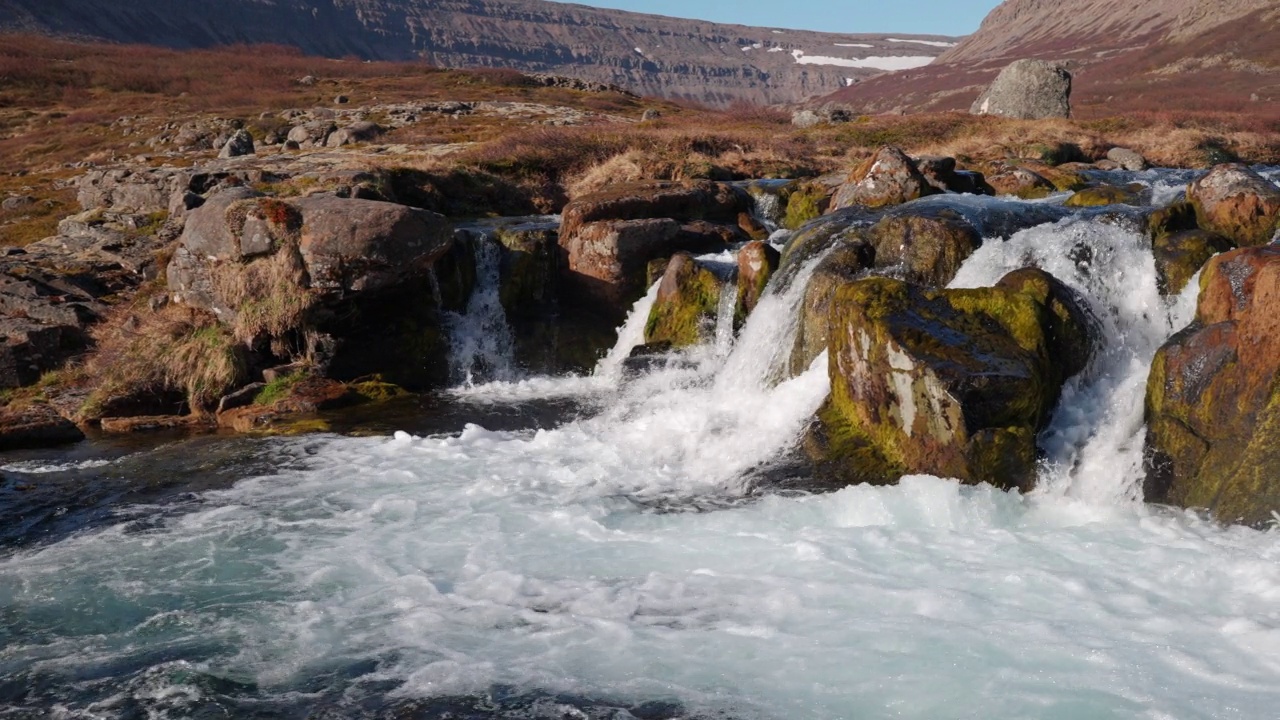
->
xmin=812 ymin=268 xmax=1094 ymax=490
xmin=558 ymin=182 xmax=747 ymax=314
xmin=1145 ymin=246 xmax=1280 ymax=526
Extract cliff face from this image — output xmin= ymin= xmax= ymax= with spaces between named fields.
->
xmin=0 ymin=0 xmax=959 ymax=106
xmin=823 ymin=0 xmax=1280 ymax=116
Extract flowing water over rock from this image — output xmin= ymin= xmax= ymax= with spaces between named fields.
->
xmin=3 ymin=172 xmax=1280 ymax=719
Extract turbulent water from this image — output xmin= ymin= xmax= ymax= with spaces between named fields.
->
xmin=3 ymin=173 xmax=1280 ymax=719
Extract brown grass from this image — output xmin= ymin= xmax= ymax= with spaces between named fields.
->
xmin=83 ymin=302 xmax=245 ymax=415
xmin=211 ymin=245 xmax=317 ymax=352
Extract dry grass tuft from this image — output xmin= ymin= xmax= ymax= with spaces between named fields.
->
xmin=211 ymin=246 xmax=317 ymax=352
xmin=84 ymin=303 xmax=245 ymax=415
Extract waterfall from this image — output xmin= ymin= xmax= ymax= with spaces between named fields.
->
xmin=443 ymin=233 xmax=518 ymax=386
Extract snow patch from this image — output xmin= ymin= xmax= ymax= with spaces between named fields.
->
xmin=791 ymin=51 xmax=935 ymax=70
xmin=835 ymin=43 xmax=874 ymax=48
xmin=887 ymin=38 xmax=957 ymax=48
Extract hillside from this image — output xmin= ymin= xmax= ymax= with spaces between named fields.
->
xmin=0 ymin=0 xmax=959 ymax=106
xmin=822 ymin=0 xmax=1280 ymax=117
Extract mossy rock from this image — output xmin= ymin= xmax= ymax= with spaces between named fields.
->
xmin=643 ymin=253 xmax=725 ymax=348
xmin=781 ymin=181 xmax=832 ymax=230
xmin=494 ymin=226 xmax=558 ymax=317
xmin=1152 ymin=229 xmax=1234 ymax=295
xmin=814 ymin=269 xmax=1093 ymax=490
xmin=1022 ymin=162 xmax=1090 ymax=192
xmin=788 ymin=241 xmax=875 ymax=377
xmin=1144 ymin=246 xmax=1280 ymax=526
xmin=1064 ymin=184 xmax=1146 ymax=208
xmin=1186 ymin=164 xmax=1280 ymax=248
xmin=1147 ymin=202 xmax=1199 ymax=242
xmin=735 ymin=241 xmax=781 ymax=329
xmin=869 ymin=206 xmax=981 ymax=288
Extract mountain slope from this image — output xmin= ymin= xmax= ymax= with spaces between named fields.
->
xmin=0 ymin=0 xmax=960 ymax=106
xmin=823 ymin=0 xmax=1280 ymax=116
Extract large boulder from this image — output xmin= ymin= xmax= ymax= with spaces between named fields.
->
xmin=168 ymin=191 xmax=453 ymax=331
xmin=970 ymin=59 xmax=1072 ymax=120
xmin=1186 ymin=164 xmax=1280 ymax=248
xmin=1145 ymin=246 xmax=1280 ymax=526
xmin=558 ymin=182 xmax=747 ymax=313
xmin=218 ymin=129 xmax=255 ymax=159
xmin=643 ymin=252 xmax=726 ymax=348
xmin=830 ymin=146 xmax=940 ymax=211
xmin=812 ymin=269 xmax=1093 ymax=490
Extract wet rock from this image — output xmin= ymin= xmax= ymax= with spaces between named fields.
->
xmin=830 ymin=146 xmax=941 ymax=211
xmin=1152 ymin=230 xmax=1234 ymax=295
xmin=218 ymin=129 xmax=255 ymax=159
xmin=1145 ymin=246 xmax=1280 ymax=526
xmin=643 ymin=252 xmax=726 ymax=348
xmin=788 ymin=239 xmax=876 ymax=377
xmin=560 ymin=181 xmax=747 ymax=241
xmin=1064 ymin=184 xmax=1147 ymax=207
xmin=916 ymin=156 xmax=994 ymax=196
xmin=869 ymin=205 xmax=982 ymax=288
xmin=99 ymin=414 xmax=211 ymax=434
xmin=781 ymin=180 xmax=833 ymax=230
xmin=1186 ymin=164 xmax=1280 ymax=247
xmin=216 ymin=382 xmax=266 ymax=414
xmin=1106 ymin=147 xmax=1148 ymax=172
xmin=984 ymin=163 xmax=1056 ymax=199
xmin=970 ymin=59 xmax=1072 ymax=120
xmin=735 ymin=241 xmax=780 ymax=327
xmin=492 ymin=224 xmax=559 ymax=316
xmin=813 ymin=268 xmax=1093 ymax=490
xmin=0 ymin=403 xmax=84 ymax=451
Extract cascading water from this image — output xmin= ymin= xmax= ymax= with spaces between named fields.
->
xmin=444 ymin=232 xmax=518 ymax=386
xmin=3 ymin=172 xmax=1280 ymax=719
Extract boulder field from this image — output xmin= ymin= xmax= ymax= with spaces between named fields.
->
xmin=5 ymin=139 xmax=1280 ymax=529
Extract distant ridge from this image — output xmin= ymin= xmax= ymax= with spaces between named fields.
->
xmin=821 ymin=0 xmax=1280 ymax=116
xmin=0 ymin=0 xmax=960 ymax=106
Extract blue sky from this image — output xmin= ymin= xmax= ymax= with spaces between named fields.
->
xmin=548 ymin=0 xmax=1003 ymax=36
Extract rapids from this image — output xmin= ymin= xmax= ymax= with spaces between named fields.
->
xmin=2 ymin=171 xmax=1280 ymax=719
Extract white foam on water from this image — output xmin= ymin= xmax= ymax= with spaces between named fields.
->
xmin=950 ymin=216 xmax=1199 ymax=505
xmin=5 ymin=186 xmax=1280 ymax=717
xmin=1 ymin=457 xmax=116 ymax=474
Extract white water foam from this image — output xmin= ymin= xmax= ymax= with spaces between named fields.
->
xmin=950 ymin=216 xmax=1199 ymax=504
xmin=4 ymin=189 xmax=1280 ymax=718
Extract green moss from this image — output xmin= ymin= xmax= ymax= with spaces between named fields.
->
xmin=254 ymin=372 xmax=303 ymax=406
xmin=348 ymin=377 xmax=409 ymax=403
xmin=782 ymin=182 xmax=830 ymax=230
xmin=1064 ymin=185 xmax=1142 ymax=207
xmin=644 ymin=256 xmax=723 ymax=348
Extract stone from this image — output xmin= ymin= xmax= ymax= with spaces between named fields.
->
xmin=216 ymin=382 xmax=267 ymax=414
xmin=1186 ymin=164 xmax=1280 ymax=247
xmin=735 ymin=241 xmax=781 ymax=328
xmin=830 ymin=146 xmax=941 ymax=211
xmin=812 ymin=268 xmax=1093 ymax=490
xmin=791 ymin=110 xmax=822 ymax=128
xmin=868 ymin=205 xmax=982 ymax=288
xmin=984 ymin=164 xmax=1056 ymax=199
xmin=325 ymin=121 xmax=384 ymax=148
xmin=643 ymin=253 xmax=725 ymax=348
xmin=1145 ymin=246 xmax=1280 ymax=526
xmin=915 ymin=156 xmax=993 ymax=196
xmin=641 ymin=109 xmax=662 ymax=122
xmin=970 ymin=59 xmax=1072 ymax=120
xmin=789 ymin=239 xmax=876 ymax=377
xmin=1106 ymin=147 xmax=1148 ymax=172
xmin=1152 ymin=230 xmax=1235 ymax=295
xmin=1064 ymin=184 xmax=1147 ymax=208
xmin=218 ymin=129 xmax=255 ymax=159
xmin=286 ymin=121 xmax=338 ymax=148
xmin=558 ymin=182 xmax=747 ymax=313
xmin=0 ymin=403 xmax=84 ymax=451
xmin=334 ymin=95 xmax=350 ymax=104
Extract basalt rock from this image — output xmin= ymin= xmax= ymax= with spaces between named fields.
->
xmin=1186 ymin=164 xmax=1280 ymax=248
xmin=1145 ymin=246 xmax=1280 ymax=526
xmin=812 ymin=268 xmax=1093 ymax=490
xmin=868 ymin=205 xmax=982 ymax=288
xmin=0 ymin=402 xmax=84 ymax=451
